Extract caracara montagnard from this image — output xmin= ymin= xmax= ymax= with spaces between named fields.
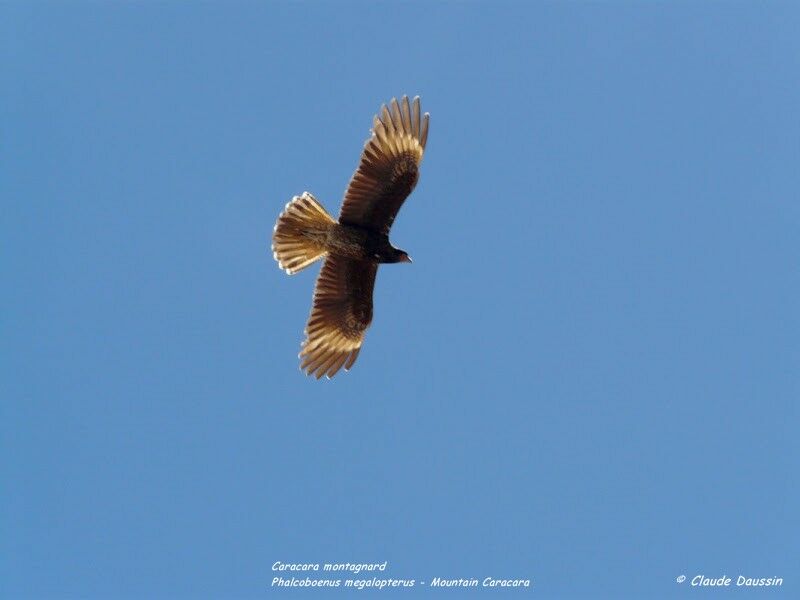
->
xmin=272 ymin=95 xmax=430 ymax=379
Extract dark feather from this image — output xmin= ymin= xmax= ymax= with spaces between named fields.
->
xmin=339 ymin=96 xmax=430 ymax=234
xmin=299 ymin=255 xmax=378 ymax=378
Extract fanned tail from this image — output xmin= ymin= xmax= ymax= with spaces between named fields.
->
xmin=272 ymin=192 xmax=335 ymax=274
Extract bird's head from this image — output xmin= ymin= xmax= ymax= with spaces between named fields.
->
xmin=389 ymin=248 xmax=413 ymax=264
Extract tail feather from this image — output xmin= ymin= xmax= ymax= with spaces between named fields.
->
xmin=272 ymin=192 xmax=335 ymax=274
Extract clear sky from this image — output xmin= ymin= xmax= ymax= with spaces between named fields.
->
xmin=2 ymin=2 xmax=798 ymax=599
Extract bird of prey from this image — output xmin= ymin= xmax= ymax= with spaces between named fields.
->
xmin=272 ymin=95 xmax=430 ymax=379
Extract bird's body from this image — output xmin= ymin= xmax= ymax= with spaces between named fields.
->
xmin=271 ymin=95 xmax=430 ymax=379
xmin=322 ymin=224 xmax=402 ymax=262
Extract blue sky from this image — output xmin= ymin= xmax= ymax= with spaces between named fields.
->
xmin=2 ymin=2 xmax=798 ymax=598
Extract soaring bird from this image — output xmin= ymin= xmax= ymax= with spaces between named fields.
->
xmin=272 ymin=96 xmax=430 ymax=379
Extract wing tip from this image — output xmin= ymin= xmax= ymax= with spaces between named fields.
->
xmin=369 ymin=95 xmax=429 ymax=151
xmin=297 ymin=342 xmax=362 ymax=380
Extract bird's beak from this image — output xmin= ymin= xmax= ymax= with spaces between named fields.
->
xmin=401 ymin=254 xmax=413 ymax=263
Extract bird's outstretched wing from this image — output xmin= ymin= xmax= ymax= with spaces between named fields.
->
xmin=300 ymin=255 xmax=378 ymax=379
xmin=339 ymin=96 xmax=430 ymax=235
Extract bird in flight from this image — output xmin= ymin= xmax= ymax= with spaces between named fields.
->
xmin=272 ymin=95 xmax=430 ymax=379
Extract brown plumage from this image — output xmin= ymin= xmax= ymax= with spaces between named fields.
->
xmin=272 ymin=96 xmax=430 ymax=379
